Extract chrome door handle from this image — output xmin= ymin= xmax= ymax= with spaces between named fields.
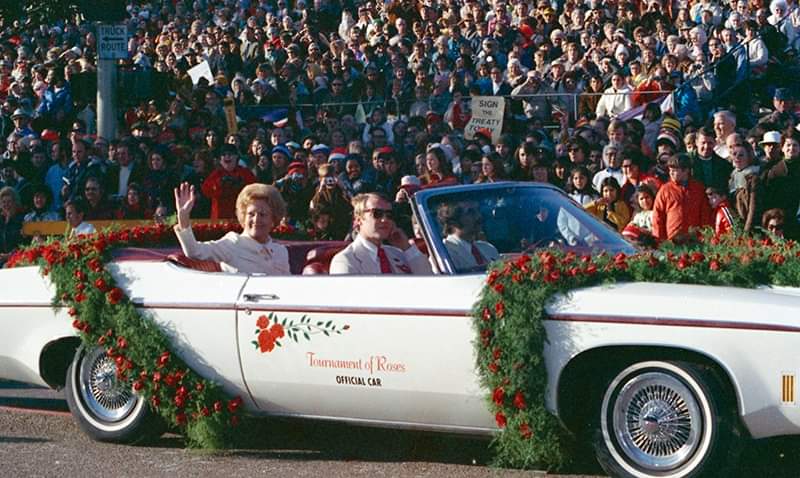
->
xmin=243 ymin=293 xmax=280 ymax=302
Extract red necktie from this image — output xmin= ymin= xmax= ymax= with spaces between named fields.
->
xmin=471 ymin=243 xmax=486 ymax=265
xmin=377 ymin=246 xmax=393 ymax=274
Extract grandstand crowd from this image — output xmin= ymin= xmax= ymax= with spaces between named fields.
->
xmin=1 ymin=0 xmax=800 ymax=264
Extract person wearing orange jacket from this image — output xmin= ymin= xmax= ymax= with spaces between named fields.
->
xmin=202 ymin=144 xmax=256 ymax=220
xmin=652 ymin=154 xmax=713 ymax=242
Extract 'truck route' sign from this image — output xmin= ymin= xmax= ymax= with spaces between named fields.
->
xmin=97 ymin=24 xmax=128 ymax=60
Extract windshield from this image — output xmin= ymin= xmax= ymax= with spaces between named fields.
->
xmin=421 ymin=185 xmax=636 ymax=274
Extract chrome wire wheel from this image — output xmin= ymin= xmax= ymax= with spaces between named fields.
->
xmin=65 ymin=345 xmax=157 ymax=442
xmin=78 ymin=347 xmax=137 ymax=423
xmin=600 ymin=361 xmax=715 ymax=478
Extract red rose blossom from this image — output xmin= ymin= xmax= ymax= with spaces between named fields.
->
xmin=492 ymin=348 xmax=502 ymax=360
xmin=495 ymin=412 xmax=507 ymax=428
xmin=94 ymin=278 xmax=108 ymax=292
xmin=106 ymin=287 xmax=123 ymax=305
xmin=492 ymin=386 xmax=505 ymax=406
xmin=227 ymin=396 xmax=243 ymax=413
xmin=213 ymin=401 xmax=223 ymax=413
xmin=519 ymin=423 xmax=533 ymax=439
xmin=175 ymin=412 xmax=187 ymax=426
xmin=256 ymin=315 xmax=270 ymax=329
xmin=513 ymin=391 xmax=526 ymax=410
xmin=494 ymin=301 xmax=505 ymax=318
xmin=709 ymin=260 xmax=720 ymax=271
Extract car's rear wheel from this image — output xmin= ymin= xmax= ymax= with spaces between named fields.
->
xmin=65 ymin=346 xmax=163 ymax=443
xmin=593 ymin=360 xmax=740 ymax=478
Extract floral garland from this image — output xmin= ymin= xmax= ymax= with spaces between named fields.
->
xmin=472 ymin=231 xmax=800 ymax=470
xmin=5 ymin=222 xmax=304 ymax=448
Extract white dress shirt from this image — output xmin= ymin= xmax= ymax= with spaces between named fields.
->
xmin=443 ymin=234 xmax=499 ymax=271
xmin=174 ymin=227 xmax=290 ymax=275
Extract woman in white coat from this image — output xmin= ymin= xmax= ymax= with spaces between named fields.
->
xmin=173 ymin=182 xmax=291 ymax=274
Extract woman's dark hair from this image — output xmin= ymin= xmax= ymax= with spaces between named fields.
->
xmin=426 ymin=146 xmax=452 ymax=175
xmin=64 ymin=197 xmax=88 ymax=215
xmin=481 ymin=152 xmax=506 ymax=179
xmin=600 ymin=176 xmax=622 ymax=193
xmin=636 ymin=183 xmax=656 ymax=199
xmin=762 ymin=208 xmax=785 ymax=229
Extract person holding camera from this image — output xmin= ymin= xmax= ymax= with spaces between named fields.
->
xmin=201 ymin=144 xmax=256 ymax=220
xmin=309 ymin=163 xmax=352 ymax=239
xmin=275 ymin=161 xmax=314 ymax=225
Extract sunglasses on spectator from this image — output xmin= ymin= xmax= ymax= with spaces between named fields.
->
xmin=767 ymin=222 xmax=784 ymax=231
xmin=365 ymin=208 xmax=394 ymax=220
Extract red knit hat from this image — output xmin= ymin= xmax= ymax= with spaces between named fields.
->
xmin=287 ymin=161 xmax=307 ymax=176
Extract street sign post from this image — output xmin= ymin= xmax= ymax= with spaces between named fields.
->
xmin=96 ymin=24 xmax=127 ymax=140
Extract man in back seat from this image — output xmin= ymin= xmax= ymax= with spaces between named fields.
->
xmin=329 ymin=193 xmax=432 ymax=275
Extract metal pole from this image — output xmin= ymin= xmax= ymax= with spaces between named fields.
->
xmin=96 ymin=57 xmax=117 ymax=140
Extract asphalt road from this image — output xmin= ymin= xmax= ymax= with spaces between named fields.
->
xmin=0 ymin=380 xmax=601 ymax=478
xmin=3 ymin=381 xmax=800 ymax=477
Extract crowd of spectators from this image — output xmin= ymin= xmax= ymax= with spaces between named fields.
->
xmin=1 ymin=0 xmax=800 ymax=263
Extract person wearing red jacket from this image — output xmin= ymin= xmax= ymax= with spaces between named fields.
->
xmin=202 ymin=144 xmax=256 ymax=220
xmin=706 ymin=186 xmax=736 ymax=236
xmin=652 ymin=154 xmax=713 ymax=242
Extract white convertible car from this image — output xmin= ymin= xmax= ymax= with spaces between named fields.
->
xmin=2 ymin=182 xmax=799 ymax=478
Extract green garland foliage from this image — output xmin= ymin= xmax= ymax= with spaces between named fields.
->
xmin=472 ymin=230 xmax=800 ymax=470
xmin=6 ymin=224 xmax=268 ymax=448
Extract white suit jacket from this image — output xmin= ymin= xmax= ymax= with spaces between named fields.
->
xmin=329 ymin=235 xmax=432 ymax=275
xmin=443 ymin=235 xmax=499 ymax=270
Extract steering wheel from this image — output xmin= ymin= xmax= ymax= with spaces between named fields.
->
xmin=521 ymin=234 xmax=566 ymax=253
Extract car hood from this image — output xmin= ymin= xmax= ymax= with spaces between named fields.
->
xmin=545 ymin=282 xmax=800 ymax=332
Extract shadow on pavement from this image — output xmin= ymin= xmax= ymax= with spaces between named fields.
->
xmin=0 ymin=436 xmax=52 ymax=444
xmin=0 ymin=397 xmax=70 ymax=412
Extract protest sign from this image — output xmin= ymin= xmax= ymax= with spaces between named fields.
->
xmin=464 ymin=96 xmax=505 ymax=144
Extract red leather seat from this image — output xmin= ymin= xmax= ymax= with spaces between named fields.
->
xmin=302 ymin=243 xmax=346 ymax=275
xmin=166 ymin=253 xmax=222 ymax=273
xmin=413 ymin=237 xmax=429 ymax=256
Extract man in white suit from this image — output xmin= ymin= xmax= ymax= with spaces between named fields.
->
xmin=438 ymin=201 xmax=499 ymax=271
xmin=330 ymin=193 xmax=432 ymax=275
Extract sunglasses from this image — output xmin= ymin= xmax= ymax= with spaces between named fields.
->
xmin=365 ymin=208 xmax=394 ymax=220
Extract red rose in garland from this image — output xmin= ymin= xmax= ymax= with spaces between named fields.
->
xmin=513 ymin=391 xmax=526 ymax=410
xmin=495 ymin=412 xmax=507 ymax=428
xmin=492 ymin=386 xmax=505 ymax=406
xmin=94 ymin=278 xmax=109 ymax=292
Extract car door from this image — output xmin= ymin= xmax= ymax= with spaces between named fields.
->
xmin=236 ymin=273 xmax=495 ymax=432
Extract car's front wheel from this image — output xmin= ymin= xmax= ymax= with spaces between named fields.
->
xmin=65 ymin=346 xmax=163 ymax=444
xmin=593 ymin=360 xmax=740 ymax=478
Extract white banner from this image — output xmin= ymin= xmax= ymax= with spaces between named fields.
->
xmin=187 ymin=61 xmax=214 ymax=86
